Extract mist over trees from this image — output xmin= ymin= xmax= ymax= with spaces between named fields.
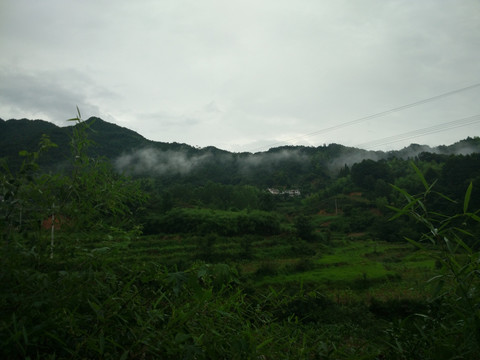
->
xmin=2 ymin=117 xmax=479 ymax=189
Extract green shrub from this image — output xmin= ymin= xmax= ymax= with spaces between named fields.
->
xmin=369 ymin=298 xmax=427 ymax=320
xmin=254 ymin=261 xmax=279 ymax=277
xmin=239 ymin=236 xmax=253 ymax=259
xmin=291 ymin=257 xmax=316 ymax=272
xmin=146 ymin=208 xmax=282 ymax=236
xmin=385 ymin=163 xmax=480 ymax=359
xmin=289 ymin=238 xmax=316 ymax=257
xmin=0 ymin=244 xmax=278 ymax=359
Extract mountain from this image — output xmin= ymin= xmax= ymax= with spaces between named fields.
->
xmin=0 ymin=117 xmax=156 ymax=172
xmin=1 ymin=117 xmax=480 ymax=187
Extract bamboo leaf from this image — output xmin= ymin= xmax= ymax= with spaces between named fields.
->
xmin=417 ymin=199 xmax=427 ymax=213
xmin=387 ymin=206 xmax=406 ymax=221
xmin=257 ymin=337 xmax=274 ymax=350
xmin=99 ymin=332 xmax=105 ymax=355
xmin=405 ymin=237 xmax=428 ymax=251
xmin=433 ymin=191 xmax=457 ymax=203
xmin=427 ymin=275 xmax=445 ymax=283
xmin=119 ymin=351 xmax=130 ymax=360
xmin=453 ymin=227 xmax=473 ymax=237
xmin=426 ymin=179 xmax=438 ymax=194
xmin=45 ymin=331 xmax=71 ymax=349
xmin=411 ymin=162 xmax=429 ymax=190
xmin=455 ymin=237 xmax=473 ymax=255
xmin=390 ymin=184 xmax=414 ymax=202
xmin=463 ymin=182 xmax=473 ymax=214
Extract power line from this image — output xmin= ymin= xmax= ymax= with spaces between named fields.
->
xmin=354 ymin=114 xmax=480 ymax=149
xmin=250 ymin=82 xmax=480 ymax=152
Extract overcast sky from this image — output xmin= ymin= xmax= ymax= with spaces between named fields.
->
xmin=1 ymin=0 xmax=479 ymax=152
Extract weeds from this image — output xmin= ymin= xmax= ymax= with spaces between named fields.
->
xmin=385 ymin=163 xmax=480 ymax=359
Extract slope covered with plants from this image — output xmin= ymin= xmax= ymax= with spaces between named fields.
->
xmin=1 ymin=113 xmax=480 ymax=359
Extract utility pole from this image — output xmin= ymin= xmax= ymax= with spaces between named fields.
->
xmin=50 ymin=203 xmax=55 ymax=259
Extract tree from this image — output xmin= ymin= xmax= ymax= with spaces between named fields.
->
xmin=63 ymin=110 xmax=147 ymax=234
xmin=294 ymin=214 xmax=316 ymax=242
xmin=1 ymin=108 xmax=147 ymax=257
xmin=0 ymin=134 xmax=59 ymax=239
xmin=351 ymin=159 xmax=392 ymax=191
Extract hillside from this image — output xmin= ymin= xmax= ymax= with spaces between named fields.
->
xmin=2 ymin=116 xmax=480 ymax=359
xmin=1 ymin=117 xmax=480 ymax=188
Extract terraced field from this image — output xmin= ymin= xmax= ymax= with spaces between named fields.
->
xmin=83 ymin=229 xmax=437 ymax=305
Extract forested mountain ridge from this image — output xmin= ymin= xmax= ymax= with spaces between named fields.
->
xmin=0 ymin=117 xmax=153 ymax=171
xmin=4 ymin=115 xmax=478 ymax=237
xmin=1 ymin=117 xmax=480 ymax=189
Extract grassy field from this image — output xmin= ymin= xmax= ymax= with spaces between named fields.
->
xmin=2 ymin=204 xmax=448 ymax=360
xmin=88 ymin=227 xmax=437 ymax=303
xmin=0 ymin=219 xmax=468 ymax=359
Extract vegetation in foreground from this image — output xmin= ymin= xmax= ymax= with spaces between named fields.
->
xmin=1 ymin=111 xmax=479 ymax=359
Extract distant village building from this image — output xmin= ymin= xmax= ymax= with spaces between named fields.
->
xmin=267 ymin=188 xmax=301 ymax=197
xmin=284 ymin=189 xmax=301 ymax=197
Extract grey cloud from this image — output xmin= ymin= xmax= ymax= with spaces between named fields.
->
xmin=236 ymin=149 xmax=310 ymax=176
xmin=114 ymin=146 xmax=309 ymax=177
xmin=327 ymin=151 xmax=383 ymax=174
xmin=0 ymin=67 xmax=114 ymax=123
xmin=114 ymin=148 xmax=213 ymax=175
xmin=139 ymin=111 xmax=202 ymax=129
xmin=240 ymin=149 xmax=306 ymax=166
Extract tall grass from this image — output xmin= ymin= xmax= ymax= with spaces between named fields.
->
xmin=384 ymin=163 xmax=480 ymax=359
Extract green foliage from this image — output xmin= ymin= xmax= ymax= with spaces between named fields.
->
xmin=1 ymin=134 xmax=59 ymax=238
xmin=62 ymin=110 xmax=147 ymax=233
xmin=0 ymin=244 xmax=260 ymax=359
xmin=440 ymin=153 xmax=480 ymax=210
xmin=195 ymin=234 xmax=218 ymax=262
xmin=144 ymin=208 xmax=281 ymax=236
xmin=351 ymin=159 xmax=392 ymax=192
xmin=369 ymin=297 xmax=427 ymax=320
xmin=2 ymin=233 xmax=390 ymax=359
xmin=370 ymin=214 xmax=420 ymax=242
xmin=386 ymin=163 xmax=480 ymax=359
xmin=239 ymin=236 xmax=254 ymax=259
xmin=3 ymin=114 xmax=480 ymax=358
xmin=289 ymin=238 xmax=317 ymax=257
xmin=294 ymin=214 xmax=317 ymax=242
xmin=1 ymin=109 xmax=147 ymax=260
xmin=194 ymin=182 xmax=261 ymax=210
